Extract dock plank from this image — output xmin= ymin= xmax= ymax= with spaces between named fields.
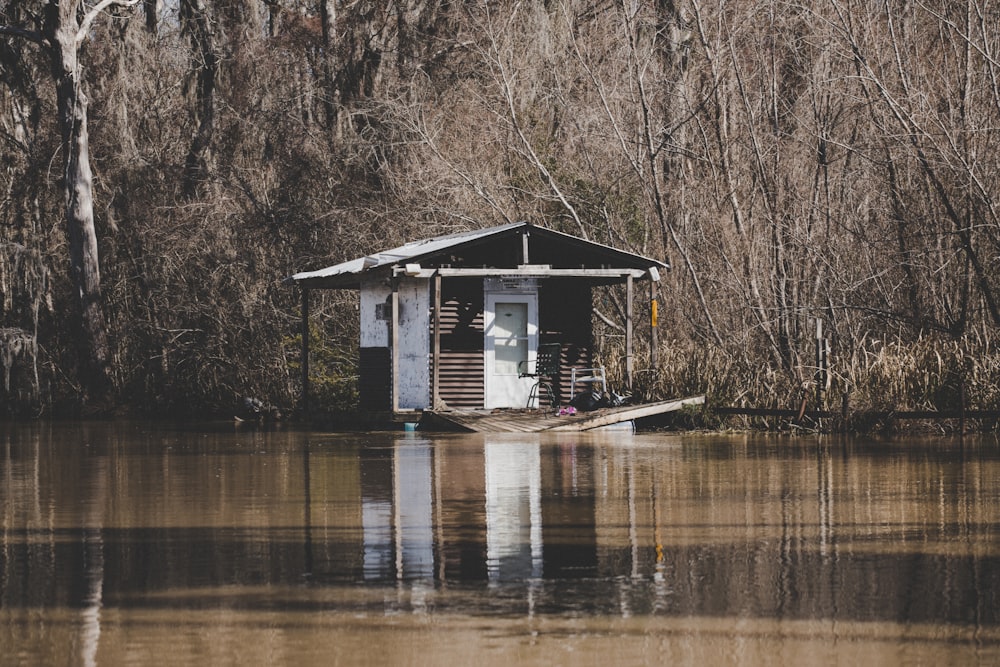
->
xmin=422 ymin=395 xmax=705 ymax=433
xmin=547 ymin=396 xmax=706 ymax=431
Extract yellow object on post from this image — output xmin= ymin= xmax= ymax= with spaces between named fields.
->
xmin=651 ymin=299 xmax=658 ymax=327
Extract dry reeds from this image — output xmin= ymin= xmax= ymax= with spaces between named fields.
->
xmin=597 ymin=331 xmax=1000 ymax=432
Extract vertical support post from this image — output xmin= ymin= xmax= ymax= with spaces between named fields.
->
xmin=300 ymin=287 xmax=310 ymax=416
xmin=649 ymin=279 xmax=658 ymax=371
xmin=521 ymin=228 xmax=530 ymax=265
xmin=626 ymin=274 xmax=634 ymax=391
xmin=432 ymin=272 xmax=442 ymax=409
xmin=391 ymin=278 xmax=400 ymax=413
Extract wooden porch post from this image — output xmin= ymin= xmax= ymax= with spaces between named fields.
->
xmin=626 ymin=274 xmax=634 ymax=390
xmin=432 ymin=272 xmax=442 ymax=409
xmin=650 ymin=279 xmax=658 ymax=370
xmin=300 ymin=286 xmax=310 ymax=415
xmin=391 ymin=279 xmax=400 ymax=413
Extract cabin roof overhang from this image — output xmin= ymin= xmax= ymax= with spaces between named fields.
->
xmin=287 ymin=221 xmax=668 ymax=290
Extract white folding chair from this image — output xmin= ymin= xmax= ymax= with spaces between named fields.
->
xmin=570 ymin=366 xmax=607 ymax=400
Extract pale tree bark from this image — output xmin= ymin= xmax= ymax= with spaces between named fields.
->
xmin=1 ymin=0 xmax=139 ymax=404
xmin=319 ymin=0 xmax=339 ymax=135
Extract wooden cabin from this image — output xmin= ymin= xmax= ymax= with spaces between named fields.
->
xmin=288 ymin=222 xmax=668 ymax=414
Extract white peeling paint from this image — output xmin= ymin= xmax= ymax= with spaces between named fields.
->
xmin=360 ymin=275 xmax=433 ymax=410
xmin=360 ymin=277 xmax=391 ymax=348
xmin=396 ymin=277 xmax=430 ymax=409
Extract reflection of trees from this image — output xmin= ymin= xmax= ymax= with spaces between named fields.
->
xmin=0 ymin=422 xmax=108 ymax=663
xmin=80 ymin=484 xmax=105 ymax=667
xmin=1 ymin=427 xmax=998 ymax=629
xmin=590 ymin=436 xmax=999 ymax=624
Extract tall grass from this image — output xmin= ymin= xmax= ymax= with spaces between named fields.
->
xmin=596 ymin=329 xmax=1000 ymax=431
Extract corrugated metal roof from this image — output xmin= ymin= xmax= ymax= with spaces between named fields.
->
xmin=288 ymin=221 xmax=667 ymax=287
xmin=290 ymin=222 xmax=524 ymax=283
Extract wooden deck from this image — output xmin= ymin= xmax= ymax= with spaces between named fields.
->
xmin=419 ymin=395 xmax=705 ymax=433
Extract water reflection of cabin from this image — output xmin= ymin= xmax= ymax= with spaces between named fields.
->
xmin=289 ymin=221 xmax=667 ymax=414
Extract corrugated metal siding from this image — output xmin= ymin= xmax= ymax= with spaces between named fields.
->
xmin=435 ymin=279 xmax=485 ymax=409
xmin=430 ymin=278 xmax=594 ymax=410
xmin=359 ymin=346 xmax=391 ymax=411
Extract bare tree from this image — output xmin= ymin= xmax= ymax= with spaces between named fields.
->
xmin=1 ymin=0 xmax=139 ymax=405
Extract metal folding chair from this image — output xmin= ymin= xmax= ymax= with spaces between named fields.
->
xmin=518 ymin=342 xmax=562 ymax=408
xmin=570 ymin=365 xmax=607 ymax=401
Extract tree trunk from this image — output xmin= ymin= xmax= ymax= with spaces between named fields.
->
xmin=48 ymin=0 xmax=113 ymax=402
xmin=320 ymin=0 xmax=340 ymax=135
xmin=180 ymin=0 xmax=217 ymax=198
xmin=143 ymin=0 xmax=160 ymax=34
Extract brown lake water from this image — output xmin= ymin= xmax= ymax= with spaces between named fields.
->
xmin=1 ymin=421 xmax=999 ymax=666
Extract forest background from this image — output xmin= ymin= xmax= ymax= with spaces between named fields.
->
xmin=2 ymin=0 xmax=999 ymax=420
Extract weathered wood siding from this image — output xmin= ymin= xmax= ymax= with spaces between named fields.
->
xmin=360 ymin=277 xmax=391 ymax=348
xmin=360 ymin=276 xmax=429 ymax=410
xmin=396 ymin=278 xmax=430 ymax=409
xmin=432 ymin=278 xmax=593 ymax=410
xmin=355 ymin=275 xmax=595 ymax=412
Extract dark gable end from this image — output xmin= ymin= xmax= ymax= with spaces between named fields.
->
xmin=288 ymin=221 xmax=668 ymax=289
xmin=391 ymin=224 xmax=667 ymax=273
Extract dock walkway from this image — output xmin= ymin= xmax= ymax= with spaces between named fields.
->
xmin=420 ymin=396 xmax=705 ymax=433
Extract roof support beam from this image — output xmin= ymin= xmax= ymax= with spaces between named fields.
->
xmin=626 ymin=274 xmax=633 ymax=390
xmin=432 ymin=273 xmax=442 ymax=409
xmin=293 ymin=266 xmax=660 ymax=290
xmin=394 ymin=267 xmax=652 ymax=280
xmin=391 ymin=279 xmax=399 ymax=413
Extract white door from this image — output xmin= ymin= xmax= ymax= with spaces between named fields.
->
xmin=484 ymin=293 xmax=538 ymax=408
